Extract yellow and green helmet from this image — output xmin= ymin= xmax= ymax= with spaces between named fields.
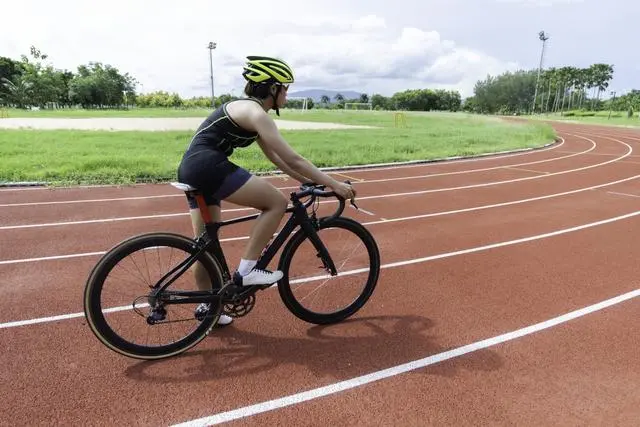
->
xmin=242 ymin=55 xmax=294 ymax=85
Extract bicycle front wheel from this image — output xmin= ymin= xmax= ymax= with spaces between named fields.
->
xmin=83 ymin=232 xmax=225 ymax=360
xmin=277 ymin=217 xmax=381 ymax=324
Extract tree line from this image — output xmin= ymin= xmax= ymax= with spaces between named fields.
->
xmin=464 ymin=63 xmax=618 ymax=115
xmin=1 ymin=46 xmax=137 ymax=109
xmin=1 ymin=46 xmax=462 ymax=113
xmin=131 ymin=88 xmax=462 ymax=112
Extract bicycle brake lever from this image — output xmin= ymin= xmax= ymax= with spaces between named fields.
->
xmin=350 ymin=198 xmax=359 ymax=210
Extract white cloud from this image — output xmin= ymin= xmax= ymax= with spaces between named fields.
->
xmin=351 ymin=15 xmax=387 ymax=31
xmin=2 ymin=0 xmax=522 ymax=99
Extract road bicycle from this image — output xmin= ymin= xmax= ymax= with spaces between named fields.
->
xmin=83 ymin=181 xmax=381 ymax=360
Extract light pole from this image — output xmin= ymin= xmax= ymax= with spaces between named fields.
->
xmin=207 ymin=42 xmax=217 ymax=108
xmin=532 ymin=30 xmax=549 ymax=114
xmin=608 ymin=91 xmax=617 ymax=120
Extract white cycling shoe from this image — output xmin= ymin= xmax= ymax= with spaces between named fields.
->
xmin=238 ymin=268 xmax=284 ymax=286
xmin=217 ymin=313 xmax=233 ymax=326
xmin=194 ymin=303 xmax=233 ymax=326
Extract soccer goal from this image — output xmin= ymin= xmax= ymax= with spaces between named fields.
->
xmin=344 ymin=102 xmax=373 ymax=111
xmin=285 ymin=97 xmax=308 ymax=111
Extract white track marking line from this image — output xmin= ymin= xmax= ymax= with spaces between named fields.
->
xmin=0 ymin=194 xmax=183 ymax=207
xmin=0 ymin=213 xmax=189 ymax=230
xmin=607 ymin=191 xmax=640 ymax=199
xmin=0 ymin=137 xmax=574 ymax=208
xmin=556 ymin=151 xmax=637 ymax=157
xmin=360 ymin=173 xmax=640 ymax=226
xmin=0 ymin=234 xmax=253 ymax=265
xmin=4 ymin=170 xmax=640 ymax=265
xmin=350 ymin=205 xmax=377 ymax=216
xmin=583 ymin=132 xmax=640 ymax=143
xmin=170 ymin=288 xmax=640 ymax=427
xmin=332 ymin=172 xmax=365 ymax=182
xmin=0 ymin=135 xmax=617 ymax=229
xmin=2 ymin=208 xmax=640 ymax=329
xmin=504 ymin=167 xmax=549 ymax=175
xmin=305 ymin=133 xmax=628 ymax=203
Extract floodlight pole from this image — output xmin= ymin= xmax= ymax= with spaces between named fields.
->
xmin=532 ymin=31 xmax=549 ymax=114
xmin=608 ymin=91 xmax=617 ymax=119
xmin=208 ymin=42 xmax=217 ymax=108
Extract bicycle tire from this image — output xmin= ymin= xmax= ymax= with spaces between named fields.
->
xmin=277 ymin=216 xmax=381 ymax=324
xmin=83 ymin=232 xmax=225 ymax=360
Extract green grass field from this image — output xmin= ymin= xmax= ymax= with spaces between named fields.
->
xmin=0 ymin=110 xmax=556 ymax=186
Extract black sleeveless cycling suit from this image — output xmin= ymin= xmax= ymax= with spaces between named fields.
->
xmin=177 ymin=99 xmax=261 ymax=208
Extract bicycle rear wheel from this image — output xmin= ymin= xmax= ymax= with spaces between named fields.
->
xmin=277 ymin=217 xmax=381 ymax=324
xmin=83 ymin=232 xmax=225 ymax=360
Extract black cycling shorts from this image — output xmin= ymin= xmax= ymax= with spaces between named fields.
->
xmin=177 ymin=149 xmax=252 ymax=209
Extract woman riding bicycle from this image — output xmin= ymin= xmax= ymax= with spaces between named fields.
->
xmin=177 ymin=55 xmax=356 ymax=326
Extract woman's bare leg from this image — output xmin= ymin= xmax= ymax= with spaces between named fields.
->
xmin=224 ymin=175 xmax=288 ymax=262
xmin=189 ymin=204 xmax=221 ymax=291
xmin=188 ymin=204 xmax=234 ymax=325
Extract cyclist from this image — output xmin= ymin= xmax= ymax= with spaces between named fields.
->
xmin=177 ymin=55 xmax=356 ymax=326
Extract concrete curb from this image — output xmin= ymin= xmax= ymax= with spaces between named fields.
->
xmin=0 ymin=137 xmax=560 ymax=188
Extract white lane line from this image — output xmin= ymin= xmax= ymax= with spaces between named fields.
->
xmin=170 ymin=288 xmax=640 ymax=426
xmin=0 ymin=194 xmax=183 ymax=207
xmin=0 ymin=134 xmax=617 ymax=230
xmin=0 ymin=212 xmax=189 ymax=230
xmin=607 ymin=191 xmax=640 ymax=199
xmin=350 ymin=205 xmax=377 ymax=216
xmin=4 ymin=170 xmax=640 ymax=266
xmin=0 ymin=137 xmax=573 ymax=208
xmin=504 ymin=167 xmax=549 ymax=175
xmin=0 ymin=234 xmax=252 ymax=266
xmin=282 ymin=137 xmax=576 ymax=188
xmin=2 ymin=208 xmax=640 ymax=329
xmin=287 ymin=133 xmax=629 ymax=203
xmin=360 ymin=172 xmax=640 ymax=226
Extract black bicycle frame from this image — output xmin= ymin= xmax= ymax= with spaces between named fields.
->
xmin=152 ymin=191 xmax=341 ymax=305
xmin=203 ymin=196 xmax=338 ymax=279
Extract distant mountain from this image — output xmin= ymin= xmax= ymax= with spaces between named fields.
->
xmin=288 ymin=89 xmax=364 ymax=103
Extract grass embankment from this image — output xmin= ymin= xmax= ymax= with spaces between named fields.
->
xmin=0 ymin=110 xmax=556 ymax=186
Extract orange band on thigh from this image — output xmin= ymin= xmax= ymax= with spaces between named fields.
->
xmin=195 ymin=194 xmax=212 ymax=224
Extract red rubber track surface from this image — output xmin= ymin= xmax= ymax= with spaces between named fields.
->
xmin=1 ymin=121 xmax=639 ymax=426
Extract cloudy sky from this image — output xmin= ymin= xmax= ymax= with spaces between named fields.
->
xmin=3 ymin=0 xmax=638 ymax=99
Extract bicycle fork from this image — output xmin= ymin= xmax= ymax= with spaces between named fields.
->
xmin=300 ymin=218 xmax=338 ymax=276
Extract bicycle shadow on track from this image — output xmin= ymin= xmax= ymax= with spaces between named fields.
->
xmin=124 ymin=314 xmax=503 ymax=384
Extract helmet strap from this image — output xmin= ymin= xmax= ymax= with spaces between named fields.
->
xmin=272 ymin=84 xmax=283 ymax=116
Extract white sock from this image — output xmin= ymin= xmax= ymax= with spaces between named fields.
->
xmin=238 ymin=259 xmax=257 ymax=276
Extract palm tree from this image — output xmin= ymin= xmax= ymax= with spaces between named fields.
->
xmin=574 ymin=67 xmax=588 ymax=109
xmin=593 ymin=63 xmax=614 ymax=109
xmin=1 ymin=76 xmax=32 ymax=108
xmin=320 ymin=94 xmax=330 ymax=104
xmin=586 ymin=64 xmax=599 ymax=109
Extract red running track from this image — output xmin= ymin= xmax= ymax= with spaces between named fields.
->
xmin=0 ymin=121 xmax=639 ymax=426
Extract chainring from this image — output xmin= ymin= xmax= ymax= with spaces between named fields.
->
xmin=223 ymin=294 xmax=255 ymax=318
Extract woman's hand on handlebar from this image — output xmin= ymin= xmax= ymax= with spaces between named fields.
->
xmin=330 ymin=181 xmax=356 ymax=200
